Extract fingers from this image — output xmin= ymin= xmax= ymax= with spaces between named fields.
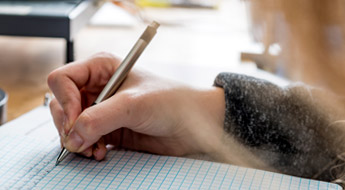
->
xmin=49 ymin=98 xmax=66 ymax=136
xmin=48 ymin=53 xmax=120 ymax=130
xmin=48 ymin=65 xmax=86 ymax=130
xmin=64 ymin=92 xmax=140 ymax=153
xmin=93 ymin=139 xmax=107 ymax=161
xmin=79 ymin=139 xmax=107 ymax=160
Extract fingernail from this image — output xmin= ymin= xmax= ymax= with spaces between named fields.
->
xmin=65 ymin=131 xmax=83 ymax=152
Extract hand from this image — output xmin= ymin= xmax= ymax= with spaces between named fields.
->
xmin=48 ymin=52 xmax=225 ymax=161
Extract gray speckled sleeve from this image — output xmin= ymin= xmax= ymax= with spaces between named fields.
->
xmin=214 ymin=72 xmax=339 ymax=181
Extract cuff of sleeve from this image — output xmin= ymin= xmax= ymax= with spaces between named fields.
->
xmin=213 ymin=72 xmax=234 ymax=133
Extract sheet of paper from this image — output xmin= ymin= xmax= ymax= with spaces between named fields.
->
xmin=0 ymin=106 xmax=58 ymax=141
xmin=0 ymin=134 xmax=60 ymax=189
xmin=0 ymin=106 xmax=342 ymax=189
xmin=35 ymin=150 xmax=342 ymax=190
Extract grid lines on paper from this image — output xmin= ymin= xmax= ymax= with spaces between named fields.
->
xmin=0 ymin=134 xmax=60 ymax=189
xmin=34 ymin=150 xmax=342 ymax=190
xmin=36 ymin=151 xmax=234 ymax=189
xmin=0 ymin=107 xmax=342 ymax=190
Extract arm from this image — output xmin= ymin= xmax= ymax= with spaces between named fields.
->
xmin=48 ymin=52 xmax=345 ymax=182
xmin=215 ymin=72 xmax=345 ymax=181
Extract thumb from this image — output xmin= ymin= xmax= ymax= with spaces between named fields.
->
xmin=63 ymin=94 xmax=134 ymax=153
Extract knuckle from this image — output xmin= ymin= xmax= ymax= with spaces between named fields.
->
xmin=47 ymin=68 xmax=66 ymax=90
xmin=47 ymin=70 xmax=59 ymax=89
xmin=92 ymin=52 xmax=120 ymax=66
xmin=95 ymin=51 xmax=113 ymax=57
xmin=93 ymin=52 xmax=116 ymax=62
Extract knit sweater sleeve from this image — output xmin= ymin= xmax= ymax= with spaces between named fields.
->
xmin=214 ymin=72 xmax=342 ymax=181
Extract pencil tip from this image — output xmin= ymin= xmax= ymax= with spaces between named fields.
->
xmin=55 ymin=148 xmax=70 ymax=166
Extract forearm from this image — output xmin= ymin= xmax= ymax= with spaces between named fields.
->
xmin=213 ymin=72 xmax=345 ymax=181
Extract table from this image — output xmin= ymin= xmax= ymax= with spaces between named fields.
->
xmin=0 ymin=0 xmax=101 ymax=62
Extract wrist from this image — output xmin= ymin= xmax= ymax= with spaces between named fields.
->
xmin=188 ymin=87 xmax=225 ymax=157
xmin=194 ymin=87 xmax=269 ymax=168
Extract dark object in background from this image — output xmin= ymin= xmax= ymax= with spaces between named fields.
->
xmin=0 ymin=88 xmax=7 ymax=125
xmin=0 ymin=0 xmax=101 ymax=63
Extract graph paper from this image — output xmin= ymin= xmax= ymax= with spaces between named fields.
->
xmin=0 ymin=106 xmax=342 ymax=189
xmin=0 ymin=134 xmax=60 ymax=189
xmin=34 ymin=150 xmax=341 ymax=190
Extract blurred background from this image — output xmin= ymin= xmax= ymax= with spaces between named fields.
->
xmin=0 ymin=0 xmax=344 ymax=122
xmin=0 ymin=0 xmax=254 ymax=121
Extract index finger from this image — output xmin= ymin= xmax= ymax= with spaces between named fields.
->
xmin=47 ymin=53 xmax=120 ymax=132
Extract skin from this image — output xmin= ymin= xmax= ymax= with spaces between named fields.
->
xmin=48 ymin=52 xmax=226 ymax=161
